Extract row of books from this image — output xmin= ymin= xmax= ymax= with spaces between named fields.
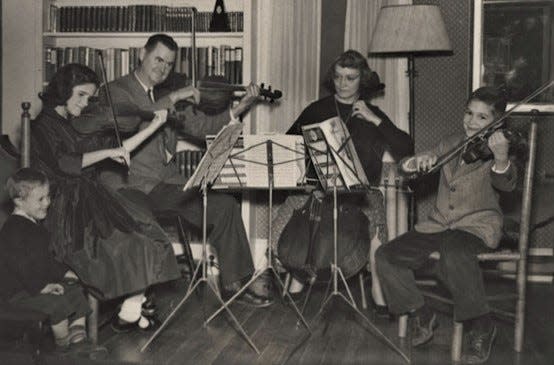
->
xmin=45 ymin=5 xmax=243 ymax=33
xmin=44 ymin=46 xmax=243 ymax=84
xmin=175 ymin=150 xmax=206 ymax=179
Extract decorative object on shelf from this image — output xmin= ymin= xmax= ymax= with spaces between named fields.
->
xmin=209 ymin=0 xmax=230 ymax=32
xmin=369 ymin=4 xmax=452 ymax=140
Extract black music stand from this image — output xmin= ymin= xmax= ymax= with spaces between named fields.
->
xmin=203 ymin=137 xmax=312 ymax=334
xmin=301 ymin=118 xmax=410 ymax=364
xmin=141 ymin=124 xmax=259 ymax=353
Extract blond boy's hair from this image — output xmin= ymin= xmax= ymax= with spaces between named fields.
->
xmin=6 ymin=168 xmax=49 ymax=200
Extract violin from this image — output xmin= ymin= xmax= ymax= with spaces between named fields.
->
xmin=71 ymin=101 xmax=154 ymax=135
xmin=72 ymin=72 xmax=283 ymax=135
xmin=399 ymin=80 xmax=554 ymax=179
xmin=157 ymin=73 xmax=283 ymax=115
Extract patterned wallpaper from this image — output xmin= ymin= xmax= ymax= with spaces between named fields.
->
xmin=411 ymin=0 xmax=472 ymax=219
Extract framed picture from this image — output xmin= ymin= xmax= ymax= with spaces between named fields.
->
xmin=473 ymin=0 xmax=554 ymax=112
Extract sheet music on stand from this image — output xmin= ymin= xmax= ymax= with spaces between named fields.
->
xmin=204 ymin=133 xmax=306 ymax=189
xmin=301 ymin=116 xmax=369 ymax=191
xmin=183 ymin=122 xmax=243 ymax=191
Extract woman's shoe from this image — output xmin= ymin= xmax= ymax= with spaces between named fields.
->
xmin=138 ymin=315 xmax=161 ymax=331
xmin=141 ymin=298 xmax=157 ymax=317
xmin=110 ymin=316 xmax=138 ymax=333
xmin=371 ymin=299 xmax=391 ymax=318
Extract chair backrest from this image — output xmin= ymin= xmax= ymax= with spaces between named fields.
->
xmin=498 ymin=120 xmax=539 ymax=249
xmin=0 ymin=102 xmax=32 ymax=227
xmin=516 ymin=119 xmax=538 ymax=259
xmin=0 ymin=136 xmax=19 ymax=227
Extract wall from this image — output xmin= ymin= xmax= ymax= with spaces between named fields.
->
xmin=1 ymin=0 xmax=42 ymax=149
xmin=411 ymin=0 xmax=472 ymax=218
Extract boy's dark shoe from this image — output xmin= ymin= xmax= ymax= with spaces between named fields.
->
xmin=461 ymin=325 xmax=497 ymax=364
xmin=411 ymin=312 xmax=437 ymax=347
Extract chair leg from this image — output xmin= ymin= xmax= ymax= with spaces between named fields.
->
xmin=87 ymin=294 xmax=98 ymax=344
xmin=515 ymin=260 xmax=527 ymax=352
xmin=359 ymin=272 xmax=367 ymax=310
xmin=452 ymin=321 xmax=463 ymax=362
xmin=399 ymin=314 xmax=408 ymax=338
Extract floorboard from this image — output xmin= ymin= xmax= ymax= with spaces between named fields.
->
xmin=2 ymin=275 xmax=553 ymax=365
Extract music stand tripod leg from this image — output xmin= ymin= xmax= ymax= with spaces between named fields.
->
xmin=205 ymin=140 xmax=312 ymax=333
xmin=141 ymin=186 xmax=260 ymax=354
xmin=307 ymin=178 xmax=410 ymax=364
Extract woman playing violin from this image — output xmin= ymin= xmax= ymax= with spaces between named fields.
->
xmin=31 ymin=63 xmax=180 ymax=332
xmin=273 ymin=50 xmax=413 ymax=310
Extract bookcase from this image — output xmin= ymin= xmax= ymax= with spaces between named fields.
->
xmin=41 ymin=0 xmax=251 ymax=90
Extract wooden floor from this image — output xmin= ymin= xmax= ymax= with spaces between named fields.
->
xmin=2 ymin=274 xmax=554 ymax=365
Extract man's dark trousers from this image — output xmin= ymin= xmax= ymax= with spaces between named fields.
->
xmin=123 ymin=182 xmax=254 ymax=289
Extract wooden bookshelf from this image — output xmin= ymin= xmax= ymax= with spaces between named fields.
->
xmin=41 ymin=1 xmax=249 ymax=85
xmin=2 ymin=0 xmax=255 ymax=240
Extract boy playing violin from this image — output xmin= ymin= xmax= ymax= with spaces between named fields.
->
xmin=375 ymin=87 xmax=516 ymax=364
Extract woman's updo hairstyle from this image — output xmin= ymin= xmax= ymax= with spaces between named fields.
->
xmin=323 ymin=49 xmax=385 ymax=100
xmin=39 ymin=63 xmax=100 ymax=107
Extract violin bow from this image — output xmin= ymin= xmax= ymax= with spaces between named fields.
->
xmin=96 ymin=50 xmax=128 ymax=170
xmin=422 ymin=80 xmax=554 ymax=176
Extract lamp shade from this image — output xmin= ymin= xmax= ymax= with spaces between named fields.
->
xmin=369 ymin=5 xmax=452 ymax=54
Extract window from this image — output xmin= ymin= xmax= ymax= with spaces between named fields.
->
xmin=473 ymin=0 xmax=554 ymax=112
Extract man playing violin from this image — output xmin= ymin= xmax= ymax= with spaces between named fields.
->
xmin=375 ymin=87 xmax=516 ymax=364
xmin=79 ymin=33 xmax=272 ymax=316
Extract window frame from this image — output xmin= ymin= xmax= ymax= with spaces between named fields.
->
xmin=472 ymin=0 xmax=554 ymax=112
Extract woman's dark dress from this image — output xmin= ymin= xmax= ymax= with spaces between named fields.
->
xmin=272 ymin=96 xmax=413 ymax=265
xmin=31 ymin=107 xmax=179 ymax=299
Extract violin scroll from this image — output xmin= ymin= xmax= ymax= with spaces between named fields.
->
xmin=259 ymin=83 xmax=282 ymax=103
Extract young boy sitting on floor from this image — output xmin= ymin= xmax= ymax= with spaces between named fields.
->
xmin=0 ymin=168 xmax=106 ymax=358
xmin=375 ymin=87 xmax=516 ymax=364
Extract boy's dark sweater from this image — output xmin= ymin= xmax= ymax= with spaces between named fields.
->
xmin=0 ymin=215 xmax=67 ymax=301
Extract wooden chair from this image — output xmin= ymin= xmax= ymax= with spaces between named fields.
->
xmin=398 ymin=119 xmax=538 ymax=362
